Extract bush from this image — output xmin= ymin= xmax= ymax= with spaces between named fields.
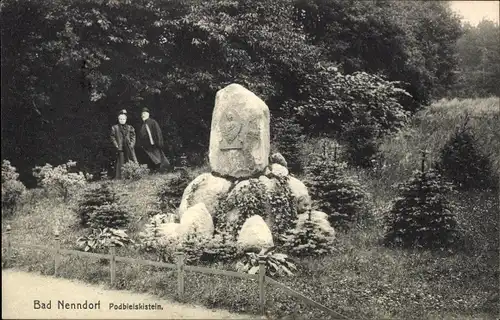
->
xmin=305 ymin=154 xmax=370 ymax=230
xmin=294 ymin=63 xmax=410 ymax=137
xmin=282 ymin=212 xmax=335 ymax=257
xmin=2 ymin=159 xmax=21 ymax=183
xmin=437 ymin=125 xmax=498 ymax=192
xmin=384 ymin=168 xmax=459 ymax=249
xmin=121 ymin=161 xmax=150 ymax=181
xmin=341 ymin=124 xmax=380 ymax=168
xmin=32 ymin=160 xmax=92 ymax=201
xmin=157 ymin=169 xmax=192 ymax=213
xmin=1 ymin=160 xmax=26 ymax=216
xmin=76 ymin=182 xmax=130 ymax=229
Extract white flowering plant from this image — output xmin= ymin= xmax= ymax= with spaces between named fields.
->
xmin=121 ymin=161 xmax=150 ymax=180
xmin=1 ymin=160 xmax=26 ymax=216
xmin=32 ymin=160 xmax=93 ymax=201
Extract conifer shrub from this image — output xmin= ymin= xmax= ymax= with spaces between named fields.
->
xmin=281 ymin=211 xmax=335 ymax=257
xmin=305 ymin=154 xmax=370 ymax=230
xmin=1 ymin=160 xmax=26 ymax=217
xmin=201 ymin=231 xmax=240 ymax=263
xmin=89 ymin=203 xmax=130 ymax=230
xmin=137 ymin=214 xmax=176 ymax=262
xmin=271 ymin=114 xmax=305 ymax=172
xmin=437 ymin=126 xmax=498 ymax=192
xmin=341 ymin=124 xmax=380 ymax=168
xmin=177 ymin=232 xmax=210 ymax=264
xmin=77 ymin=182 xmax=130 ymax=229
xmin=384 ymin=168 xmax=459 ymax=249
xmin=157 ymin=169 xmax=192 ymax=213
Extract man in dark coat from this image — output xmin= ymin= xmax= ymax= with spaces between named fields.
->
xmin=137 ymin=107 xmax=170 ymax=172
xmin=111 ymin=109 xmax=138 ymax=179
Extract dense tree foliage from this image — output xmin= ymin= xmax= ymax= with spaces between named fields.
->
xmin=452 ymin=20 xmax=500 ymax=97
xmin=294 ymin=0 xmax=463 ymax=108
xmin=1 ymin=0 xmax=466 ymax=185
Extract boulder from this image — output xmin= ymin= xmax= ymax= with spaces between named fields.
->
xmin=178 ymin=203 xmax=214 ymax=237
xmin=270 ymin=152 xmax=288 ymax=168
xmin=287 ymin=176 xmax=312 ymax=213
xmin=209 ymin=83 xmax=270 ymax=178
xmin=270 ymin=163 xmax=289 ymax=177
xmin=264 ymin=166 xmax=272 ymax=176
xmin=258 ymin=175 xmax=277 ymax=193
xmin=157 ymin=222 xmax=181 ymax=241
xmin=178 ymin=173 xmax=232 ymax=218
xmin=227 ymin=178 xmax=266 ymax=200
xmin=237 ymin=215 xmax=274 ymax=251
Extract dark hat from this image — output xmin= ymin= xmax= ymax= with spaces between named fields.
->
xmin=141 ymin=107 xmax=150 ymax=113
xmin=118 ymin=109 xmax=127 ymax=116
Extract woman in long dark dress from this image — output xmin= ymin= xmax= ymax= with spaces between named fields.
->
xmin=111 ymin=110 xmax=138 ymax=179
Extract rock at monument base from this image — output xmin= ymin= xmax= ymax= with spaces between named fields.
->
xmin=259 ymin=175 xmax=280 ymax=194
xmin=270 ymin=152 xmax=288 ymax=168
xmin=157 ymin=222 xmax=181 ymax=240
xmin=237 ymin=215 xmax=274 ymax=251
xmin=178 ymin=173 xmax=232 ymax=218
xmin=209 ymin=83 xmax=270 ymax=178
xmin=227 ymin=178 xmax=266 ymax=201
xmin=264 ymin=166 xmax=272 ymax=176
xmin=178 ymin=203 xmax=214 ymax=237
xmin=287 ymin=176 xmax=312 ymax=213
xmin=158 ymin=222 xmax=180 ymax=246
xmin=270 ymin=163 xmax=289 ymax=177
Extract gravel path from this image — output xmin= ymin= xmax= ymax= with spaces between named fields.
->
xmin=2 ymin=269 xmax=259 ymax=319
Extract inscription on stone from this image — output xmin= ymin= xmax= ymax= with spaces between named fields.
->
xmin=220 ymin=109 xmax=243 ymax=150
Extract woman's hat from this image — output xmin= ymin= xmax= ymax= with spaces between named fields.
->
xmin=141 ymin=107 xmax=150 ymax=113
xmin=118 ymin=109 xmax=127 ymax=116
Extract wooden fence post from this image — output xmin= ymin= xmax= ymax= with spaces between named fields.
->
xmin=110 ymin=243 xmax=116 ymax=287
xmin=54 ymin=228 xmax=60 ymax=276
xmin=258 ymin=255 xmax=267 ymax=316
xmin=176 ymin=251 xmax=185 ymax=301
xmin=5 ymin=224 xmax=12 ymax=267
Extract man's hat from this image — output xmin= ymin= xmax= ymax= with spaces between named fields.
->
xmin=141 ymin=107 xmax=150 ymax=113
xmin=118 ymin=109 xmax=127 ymax=116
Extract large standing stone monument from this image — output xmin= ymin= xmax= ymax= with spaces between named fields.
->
xmin=153 ymin=83 xmax=335 ymax=253
xmin=209 ymin=83 xmax=270 ymax=178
